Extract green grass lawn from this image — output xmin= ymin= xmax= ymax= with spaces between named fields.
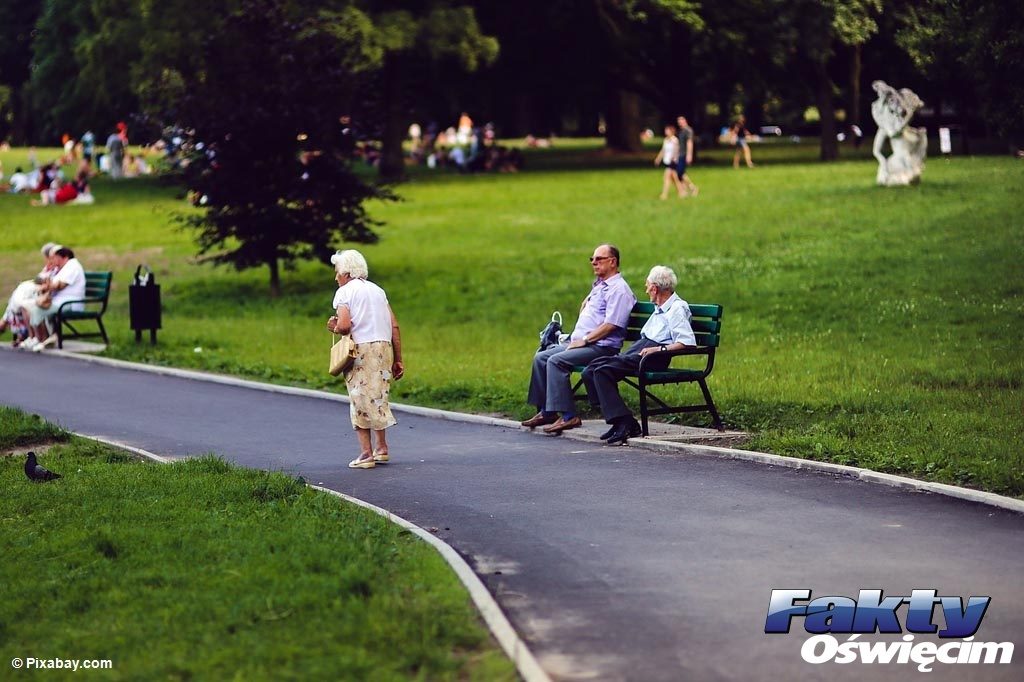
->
xmin=1 ymin=141 xmax=1022 ymax=497
xmin=0 ymin=407 xmax=515 ymax=681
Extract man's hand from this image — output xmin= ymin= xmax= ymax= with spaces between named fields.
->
xmin=639 ymin=346 xmax=665 ymax=357
xmin=326 ymin=316 xmax=339 ymax=333
xmin=567 ymin=339 xmax=587 ymax=349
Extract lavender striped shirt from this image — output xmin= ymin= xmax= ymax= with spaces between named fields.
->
xmin=569 ymin=273 xmax=637 ymax=349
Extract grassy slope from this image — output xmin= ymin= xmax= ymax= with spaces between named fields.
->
xmin=1 ymin=143 xmax=1022 ymax=495
xmin=0 ymin=407 xmax=514 ymax=681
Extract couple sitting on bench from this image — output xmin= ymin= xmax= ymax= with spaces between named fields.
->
xmin=522 ymin=244 xmax=697 ymax=446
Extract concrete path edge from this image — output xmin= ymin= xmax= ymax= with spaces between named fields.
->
xmin=32 ymin=347 xmax=1024 ymax=516
xmin=76 ymin=433 xmax=551 ymax=682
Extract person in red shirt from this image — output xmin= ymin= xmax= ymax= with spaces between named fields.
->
xmin=54 ymin=181 xmax=78 ymax=204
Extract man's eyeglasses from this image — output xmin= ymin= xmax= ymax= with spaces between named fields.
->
xmin=590 ymin=256 xmax=612 ymax=263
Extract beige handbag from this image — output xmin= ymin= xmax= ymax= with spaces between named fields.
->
xmin=329 ymin=332 xmax=356 ymax=376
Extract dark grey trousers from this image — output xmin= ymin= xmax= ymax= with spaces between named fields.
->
xmin=581 ymin=338 xmax=667 ymax=423
xmin=527 ymin=343 xmax=617 ymax=413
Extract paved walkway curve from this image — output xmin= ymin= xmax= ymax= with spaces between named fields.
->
xmin=2 ymin=349 xmax=1022 ymax=681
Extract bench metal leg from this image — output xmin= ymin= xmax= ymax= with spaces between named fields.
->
xmin=638 ymin=384 xmax=651 ymax=437
xmin=698 ymin=378 xmax=724 ymax=431
xmin=97 ymin=317 xmax=109 ymax=345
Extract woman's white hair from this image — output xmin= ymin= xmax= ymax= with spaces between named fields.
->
xmin=330 ymin=249 xmax=368 ymax=279
xmin=41 ymin=242 xmax=58 ymax=256
xmin=646 ymin=265 xmax=677 ymax=292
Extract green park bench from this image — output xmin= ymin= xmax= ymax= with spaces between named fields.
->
xmin=571 ymin=301 xmax=725 ymax=435
xmin=55 ymin=271 xmax=112 ymax=349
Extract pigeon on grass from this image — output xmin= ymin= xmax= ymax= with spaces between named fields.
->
xmin=25 ymin=451 xmax=62 ymax=482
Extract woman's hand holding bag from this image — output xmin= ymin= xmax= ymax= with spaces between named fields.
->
xmin=329 ymin=332 xmax=356 ymax=376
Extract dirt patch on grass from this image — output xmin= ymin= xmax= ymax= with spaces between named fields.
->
xmin=1 ymin=441 xmax=61 ymax=458
xmin=85 ymin=246 xmax=167 ymax=272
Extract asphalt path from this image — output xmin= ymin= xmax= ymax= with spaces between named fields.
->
xmin=3 ymin=349 xmax=1022 ymax=681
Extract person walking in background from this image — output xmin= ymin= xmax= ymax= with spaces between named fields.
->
xmin=522 ymin=244 xmax=636 ymax=435
xmin=653 ymin=124 xmax=682 ymax=200
xmin=326 ymin=250 xmax=404 ymax=470
xmin=731 ymin=115 xmax=755 ymax=168
xmin=81 ymin=130 xmax=95 ymax=163
xmin=582 ymin=265 xmax=695 ymax=446
xmin=106 ymin=127 xmax=125 ymax=179
xmin=675 ymin=116 xmax=699 ymax=197
xmin=60 ymin=133 xmax=75 ymax=164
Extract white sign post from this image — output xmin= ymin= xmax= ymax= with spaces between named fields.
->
xmin=939 ymin=127 xmax=952 ymax=154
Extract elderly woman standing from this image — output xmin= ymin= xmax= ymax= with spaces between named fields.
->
xmin=327 ymin=250 xmax=404 ymax=469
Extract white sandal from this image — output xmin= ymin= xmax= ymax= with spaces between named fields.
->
xmin=348 ymin=454 xmax=375 ymax=469
xmin=372 ymin=450 xmax=389 ymax=464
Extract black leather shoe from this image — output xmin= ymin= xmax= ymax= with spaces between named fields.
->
xmin=604 ymin=423 xmax=628 ymax=445
xmin=599 ymin=425 xmax=618 ymax=440
xmin=606 ymin=419 xmax=642 ymax=446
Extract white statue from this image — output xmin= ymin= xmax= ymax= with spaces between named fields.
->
xmin=871 ymin=80 xmax=928 ymax=186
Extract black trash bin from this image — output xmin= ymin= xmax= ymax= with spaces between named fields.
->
xmin=129 ymin=265 xmax=161 ymax=344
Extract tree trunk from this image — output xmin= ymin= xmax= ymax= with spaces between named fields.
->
xmin=816 ymin=61 xmax=839 ymax=161
xmin=268 ymin=257 xmax=281 ymax=298
xmin=378 ymin=54 xmax=405 ymax=181
xmin=746 ymin=91 xmax=765 ymax=132
xmin=604 ymin=87 xmax=642 ymax=153
xmin=11 ymin=86 xmax=31 ymax=145
xmin=849 ymin=44 xmax=862 ymax=129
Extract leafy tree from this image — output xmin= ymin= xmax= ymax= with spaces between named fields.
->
xmin=26 ymin=0 xmax=143 ymax=144
xmin=0 ymin=1 xmax=43 ymax=143
xmin=470 ymin=0 xmax=702 ymax=151
xmin=779 ymin=0 xmax=881 ymax=160
xmin=592 ymin=0 xmax=703 ymax=151
xmin=897 ymin=0 xmax=1024 ymax=147
xmin=173 ymin=0 xmax=394 ymax=296
xmin=348 ymin=2 xmax=498 ymax=179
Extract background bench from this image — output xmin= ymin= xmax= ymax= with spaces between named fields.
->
xmin=571 ymin=301 xmax=724 ymax=435
xmin=56 ymin=271 xmax=112 ymax=349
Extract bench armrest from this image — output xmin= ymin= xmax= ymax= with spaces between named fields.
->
xmin=637 ymin=346 xmax=712 ymax=372
xmin=57 ymin=296 xmax=105 ymax=315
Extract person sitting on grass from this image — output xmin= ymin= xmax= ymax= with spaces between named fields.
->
xmin=3 ymin=167 xmax=33 ymax=193
xmin=20 ymin=247 xmax=86 ymax=352
xmin=69 ymin=169 xmax=95 ymax=204
xmin=30 ymin=177 xmax=78 ymax=206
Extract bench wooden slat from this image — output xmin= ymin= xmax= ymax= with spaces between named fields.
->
xmin=689 ymin=303 xmax=723 ymax=318
xmin=694 ymin=332 xmax=720 ymax=347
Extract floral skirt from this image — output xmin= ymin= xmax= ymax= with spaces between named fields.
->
xmin=345 ymin=340 xmax=397 ymax=431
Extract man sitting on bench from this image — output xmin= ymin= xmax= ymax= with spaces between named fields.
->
xmin=522 ymin=243 xmax=636 ymax=434
xmin=582 ymin=265 xmax=695 ymax=445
